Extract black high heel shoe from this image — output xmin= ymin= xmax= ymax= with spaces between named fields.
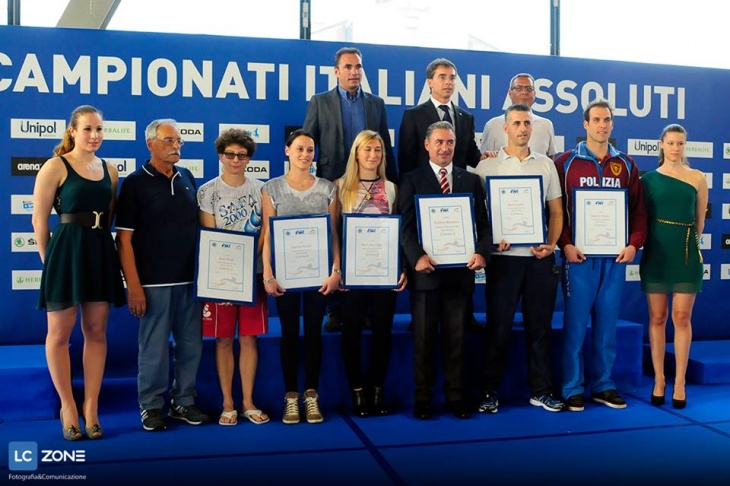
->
xmin=371 ymin=386 xmax=389 ymax=416
xmin=351 ymin=389 xmax=370 ymax=417
xmin=650 ymin=383 xmax=665 ymax=406
xmin=60 ymin=410 xmax=82 ymax=441
xmin=673 ymin=386 xmax=687 ymax=409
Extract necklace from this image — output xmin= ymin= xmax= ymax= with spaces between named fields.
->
xmin=287 ymin=174 xmax=311 ymax=189
xmin=360 ymin=178 xmax=379 ymax=200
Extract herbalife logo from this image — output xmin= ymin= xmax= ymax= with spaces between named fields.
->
xmin=11 ymin=270 xmax=42 ymax=290
xmin=625 ymin=264 xmax=641 ymax=281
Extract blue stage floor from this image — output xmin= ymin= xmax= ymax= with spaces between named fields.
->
xmin=2 ymin=377 xmax=729 ymax=485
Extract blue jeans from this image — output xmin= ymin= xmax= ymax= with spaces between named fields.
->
xmin=561 ymin=258 xmax=624 ymax=400
xmin=137 ymin=284 xmax=203 ymax=410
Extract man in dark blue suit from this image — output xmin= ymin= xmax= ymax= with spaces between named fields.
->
xmin=304 ymin=47 xmax=397 ymax=332
xmin=398 ymin=121 xmax=491 ymax=419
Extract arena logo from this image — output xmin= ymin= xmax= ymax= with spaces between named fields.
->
xmin=722 ymin=234 xmax=730 ymax=249
xmin=11 ymin=232 xmax=39 ymax=253
xmin=11 ymin=270 xmax=42 ymax=290
xmin=177 ymin=159 xmax=204 ymax=179
xmin=722 ymin=264 xmax=730 ymax=280
xmin=103 ymin=120 xmax=136 ymax=141
xmin=703 ymin=264 xmax=711 ymax=280
xmin=219 ymin=124 xmax=270 ymax=144
xmin=10 ymin=118 xmax=65 ymax=139
xmin=106 ymin=158 xmax=137 ymax=178
xmin=11 ymin=156 xmax=47 ymax=176
xmin=625 ymin=264 xmax=641 ymax=282
xmin=178 ymin=122 xmax=204 ymax=142
xmin=699 ymin=234 xmax=711 ymax=250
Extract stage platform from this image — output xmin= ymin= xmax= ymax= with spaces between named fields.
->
xmin=643 ymin=340 xmax=730 ymax=384
xmin=0 ymin=312 xmax=655 ymax=422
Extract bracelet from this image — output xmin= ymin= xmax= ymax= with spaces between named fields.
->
xmin=332 ymin=268 xmax=342 ymax=275
xmin=263 ymin=277 xmax=276 ymax=285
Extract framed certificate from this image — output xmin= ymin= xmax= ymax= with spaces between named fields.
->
xmin=572 ymin=188 xmax=628 ymax=256
xmin=485 ymin=175 xmax=546 ymax=246
xmin=342 ymin=214 xmax=401 ymax=289
xmin=415 ymin=193 xmax=476 ymax=267
xmin=270 ymin=213 xmax=331 ymax=291
xmin=194 ymin=227 xmax=257 ymax=305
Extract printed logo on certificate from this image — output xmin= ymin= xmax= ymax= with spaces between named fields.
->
xmin=415 ymin=194 xmax=476 ymax=267
xmin=194 ymin=227 xmax=257 ymax=305
xmin=572 ymin=188 xmax=628 ymax=256
xmin=486 ymin=175 xmax=546 ymax=246
xmin=270 ymin=214 xmax=331 ymax=291
xmin=342 ymin=214 xmax=401 ymax=289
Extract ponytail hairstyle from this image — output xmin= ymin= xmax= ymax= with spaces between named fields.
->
xmin=53 ymin=105 xmax=103 ymax=156
xmin=657 ymin=123 xmax=689 ymax=167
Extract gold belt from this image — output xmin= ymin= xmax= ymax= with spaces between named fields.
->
xmin=655 ymin=218 xmax=702 ymax=265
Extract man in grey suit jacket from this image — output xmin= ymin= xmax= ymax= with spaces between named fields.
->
xmin=303 ymin=47 xmax=397 ymax=184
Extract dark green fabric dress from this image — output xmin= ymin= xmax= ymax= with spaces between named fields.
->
xmin=640 ymin=170 xmax=702 ymax=294
xmin=38 ymin=156 xmax=126 ymax=310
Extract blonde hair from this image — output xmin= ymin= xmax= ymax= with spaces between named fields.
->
xmin=338 ymin=130 xmax=387 ymax=212
xmin=658 ymin=123 xmax=689 ymax=167
xmin=53 ymin=105 xmax=102 ymax=156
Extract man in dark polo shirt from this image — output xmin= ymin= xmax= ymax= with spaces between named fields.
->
xmin=116 ymin=118 xmax=210 ymax=431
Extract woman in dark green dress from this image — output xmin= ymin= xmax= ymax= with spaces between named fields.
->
xmin=32 ymin=105 xmax=125 ymax=440
xmin=640 ymin=124 xmax=708 ymax=409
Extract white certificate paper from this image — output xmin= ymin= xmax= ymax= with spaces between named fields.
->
xmin=486 ymin=175 xmax=546 ymax=246
xmin=416 ymin=194 xmax=476 ymax=267
xmin=270 ymin=214 xmax=331 ymax=291
xmin=573 ymin=188 xmax=628 ymax=256
xmin=194 ymin=227 xmax=257 ymax=305
xmin=342 ymin=214 xmax=400 ymax=289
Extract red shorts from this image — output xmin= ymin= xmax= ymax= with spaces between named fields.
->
xmin=202 ymin=284 xmax=268 ymax=338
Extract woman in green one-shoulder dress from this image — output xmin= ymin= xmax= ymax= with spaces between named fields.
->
xmin=640 ymin=124 xmax=708 ymax=410
xmin=32 ymin=106 xmax=125 ymax=441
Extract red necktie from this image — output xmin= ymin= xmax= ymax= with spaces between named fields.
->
xmin=439 ymin=168 xmax=450 ymax=194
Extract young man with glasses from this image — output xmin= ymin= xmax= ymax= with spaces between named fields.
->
xmin=479 ymin=73 xmax=557 ymax=158
xmin=116 ymin=118 xmax=211 ymax=431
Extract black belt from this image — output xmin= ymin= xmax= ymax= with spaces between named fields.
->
xmin=59 ymin=211 xmax=106 ymax=229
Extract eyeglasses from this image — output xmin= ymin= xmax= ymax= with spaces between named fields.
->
xmin=223 ymin=152 xmax=251 ymax=161
xmin=156 ymin=138 xmax=185 ymax=146
xmin=510 ymin=85 xmax=535 ymax=93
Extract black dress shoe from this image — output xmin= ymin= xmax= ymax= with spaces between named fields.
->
xmin=371 ymin=386 xmax=389 ymax=416
xmin=446 ymin=400 xmax=472 ymax=419
xmin=413 ymin=402 xmax=432 ymax=420
xmin=352 ymin=389 xmax=370 ymax=417
xmin=466 ymin=315 xmax=484 ymax=332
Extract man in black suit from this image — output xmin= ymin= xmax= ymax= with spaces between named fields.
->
xmin=397 ymin=58 xmax=485 ymax=177
xmin=398 ymin=121 xmax=491 ymax=420
xmin=304 ymin=47 xmax=397 ymax=332
xmin=398 ymin=58 xmax=487 ymax=331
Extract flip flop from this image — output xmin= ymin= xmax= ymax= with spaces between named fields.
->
xmin=243 ymin=409 xmax=270 ymax=425
xmin=218 ymin=409 xmax=238 ymax=426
